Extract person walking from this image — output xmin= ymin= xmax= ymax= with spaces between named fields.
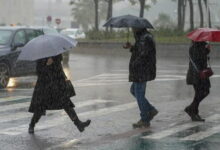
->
xmin=185 ymin=41 xmax=211 ymax=121
xmin=123 ymin=28 xmax=158 ymax=128
xmin=28 ymin=54 xmax=91 ymax=133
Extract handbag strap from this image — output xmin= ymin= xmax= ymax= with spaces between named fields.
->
xmin=189 ymin=55 xmax=199 ymax=73
xmin=207 ymin=56 xmax=212 ymax=68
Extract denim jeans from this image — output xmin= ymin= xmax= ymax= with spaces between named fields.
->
xmin=130 ymin=82 xmax=155 ymax=122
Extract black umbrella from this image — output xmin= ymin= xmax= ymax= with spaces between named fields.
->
xmin=103 ymin=14 xmax=154 ymax=29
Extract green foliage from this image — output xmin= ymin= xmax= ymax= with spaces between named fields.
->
xmin=85 ymin=29 xmax=129 ymax=40
xmin=83 ymin=28 xmax=189 ymax=43
xmin=153 ymin=28 xmax=186 ymax=36
xmin=85 ymin=30 xmax=128 ymax=40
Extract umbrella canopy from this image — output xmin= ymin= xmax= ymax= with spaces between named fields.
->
xmin=17 ymin=34 xmax=77 ymax=61
xmin=103 ymin=14 xmax=154 ymax=29
xmin=187 ymin=28 xmax=220 ymax=42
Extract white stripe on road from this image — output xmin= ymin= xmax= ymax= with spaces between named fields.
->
xmin=180 ymin=124 xmax=220 ymax=141
xmin=0 ymin=99 xmax=113 ymax=123
xmin=0 ymin=102 xmax=136 ymax=135
xmin=142 ymin=114 xmax=220 ymax=140
xmin=0 ymin=96 xmax=31 ymax=103
xmin=46 ymin=139 xmax=80 ymax=150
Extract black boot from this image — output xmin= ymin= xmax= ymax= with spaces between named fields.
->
xmin=185 ymin=106 xmax=195 ymax=120
xmin=193 ymin=114 xmax=205 ymax=122
xmin=74 ymin=119 xmax=91 ymax=132
xmin=64 ymin=106 xmax=91 ymax=132
xmin=28 ymin=124 xmax=35 ymax=134
xmin=28 ymin=113 xmax=41 ymax=134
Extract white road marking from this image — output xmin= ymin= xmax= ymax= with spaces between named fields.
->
xmin=0 ymin=102 xmax=136 ymax=135
xmin=142 ymin=114 xmax=220 ymax=140
xmin=180 ymin=124 xmax=220 ymax=141
xmin=46 ymin=139 xmax=80 ymax=150
xmin=0 ymin=96 xmax=31 ymax=103
xmin=0 ymin=99 xmax=114 ymax=123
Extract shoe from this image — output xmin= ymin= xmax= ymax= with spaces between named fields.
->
xmin=184 ymin=107 xmax=193 ymax=118
xmin=149 ymin=109 xmax=158 ymax=121
xmin=28 ymin=125 xmax=34 ymax=134
xmin=75 ymin=120 xmax=91 ymax=132
xmin=192 ymin=115 xmax=205 ymax=122
xmin=132 ymin=120 xmax=150 ymax=129
xmin=185 ymin=107 xmax=205 ymax=122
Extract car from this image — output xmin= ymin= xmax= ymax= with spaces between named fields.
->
xmin=60 ymin=28 xmax=86 ymax=39
xmin=0 ymin=26 xmax=43 ymax=88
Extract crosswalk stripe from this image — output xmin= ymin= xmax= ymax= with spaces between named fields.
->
xmin=46 ymin=139 xmax=80 ymax=150
xmin=180 ymin=124 xmax=220 ymax=141
xmin=0 ymin=99 xmax=114 ymax=124
xmin=0 ymin=96 xmax=31 ymax=103
xmin=0 ymin=102 xmax=30 ymax=112
xmin=142 ymin=114 xmax=220 ymax=140
xmin=0 ymin=102 xmax=136 ymax=135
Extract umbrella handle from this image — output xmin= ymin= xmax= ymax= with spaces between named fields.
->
xmin=127 ymin=28 xmax=130 ymax=43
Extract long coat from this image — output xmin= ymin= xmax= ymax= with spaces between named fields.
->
xmin=129 ymin=30 xmax=156 ymax=82
xmin=186 ymin=42 xmax=211 ymax=87
xmin=29 ymin=55 xmax=74 ymax=115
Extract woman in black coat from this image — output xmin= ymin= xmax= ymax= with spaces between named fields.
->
xmin=28 ymin=54 xmax=90 ymax=133
xmin=185 ymin=41 xmax=211 ymax=122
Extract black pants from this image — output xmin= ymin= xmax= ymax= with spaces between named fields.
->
xmin=30 ymin=105 xmax=78 ymax=127
xmin=188 ymin=84 xmax=210 ymax=115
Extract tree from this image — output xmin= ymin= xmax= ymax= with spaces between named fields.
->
xmin=105 ymin=0 xmax=113 ymax=32
xmin=94 ymin=0 xmax=99 ymax=31
xmin=70 ymin=0 xmax=107 ymax=31
xmin=154 ymin=13 xmax=175 ymax=29
xmin=129 ymin=0 xmax=157 ymax=18
xmin=104 ymin=0 xmax=123 ymax=31
xmin=198 ymin=0 xmax=204 ymax=27
xmin=188 ymin=0 xmax=194 ymax=30
xmin=172 ymin=0 xmax=187 ymax=31
xmin=203 ymin=0 xmax=211 ymax=27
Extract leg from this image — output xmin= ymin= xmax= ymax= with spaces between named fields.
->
xmin=190 ymin=85 xmax=209 ymax=115
xmin=64 ymin=106 xmax=91 ymax=132
xmin=130 ymin=83 xmax=135 ymax=97
xmin=185 ymin=85 xmax=209 ymax=121
xmin=29 ymin=113 xmax=42 ymax=134
xmin=133 ymin=82 xmax=153 ymax=123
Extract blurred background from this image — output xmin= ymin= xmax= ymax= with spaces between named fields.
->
xmin=0 ymin=0 xmax=220 ymax=42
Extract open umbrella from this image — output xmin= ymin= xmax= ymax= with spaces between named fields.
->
xmin=103 ymin=14 xmax=154 ymax=29
xmin=17 ymin=34 xmax=77 ymax=61
xmin=103 ymin=15 xmax=153 ymax=42
xmin=187 ymin=28 xmax=220 ymax=42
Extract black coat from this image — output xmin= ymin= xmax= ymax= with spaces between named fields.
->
xmin=29 ymin=55 xmax=74 ymax=115
xmin=129 ymin=30 xmax=156 ymax=82
xmin=186 ymin=42 xmax=211 ymax=87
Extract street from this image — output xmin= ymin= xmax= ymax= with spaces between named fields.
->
xmin=0 ymin=47 xmax=220 ymax=150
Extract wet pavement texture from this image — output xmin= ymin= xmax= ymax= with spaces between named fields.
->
xmin=0 ymin=47 xmax=220 ymax=150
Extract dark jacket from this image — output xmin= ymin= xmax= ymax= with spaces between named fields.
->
xmin=29 ymin=54 xmax=74 ymax=115
xmin=129 ymin=29 xmax=156 ymax=82
xmin=186 ymin=42 xmax=210 ymax=87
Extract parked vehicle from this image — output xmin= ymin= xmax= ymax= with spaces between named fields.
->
xmin=0 ymin=26 xmax=43 ymax=88
xmin=60 ymin=28 xmax=86 ymax=39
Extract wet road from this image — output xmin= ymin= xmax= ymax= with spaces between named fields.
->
xmin=1 ymin=47 xmax=220 ymax=150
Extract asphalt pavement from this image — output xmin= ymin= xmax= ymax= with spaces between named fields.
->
xmin=0 ymin=48 xmax=220 ymax=150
